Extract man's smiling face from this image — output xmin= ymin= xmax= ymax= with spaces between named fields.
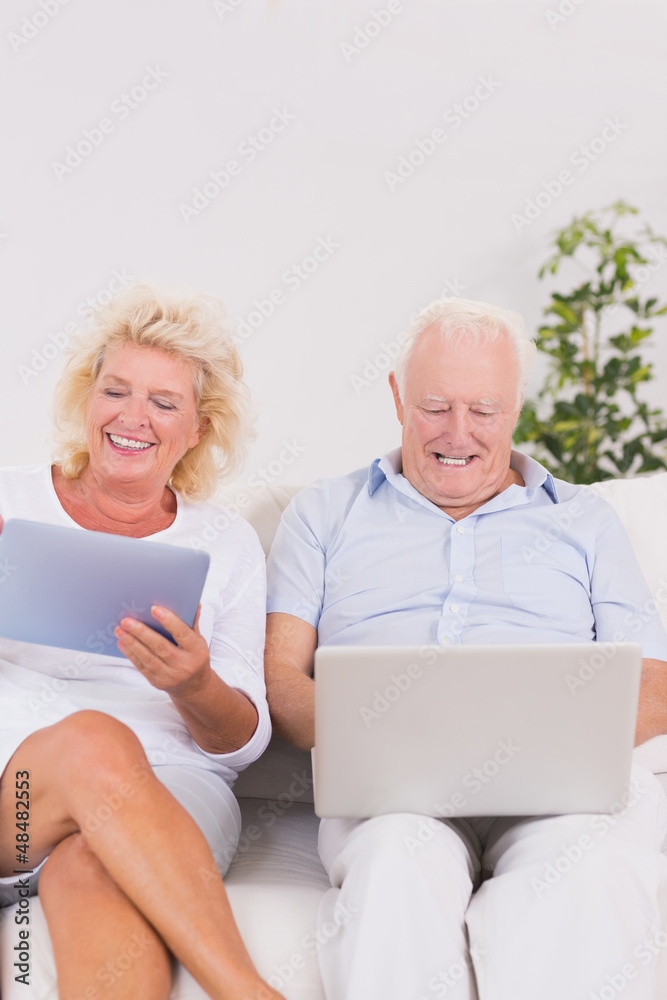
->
xmin=389 ymin=326 xmax=523 ymax=518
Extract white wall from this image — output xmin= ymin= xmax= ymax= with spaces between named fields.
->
xmin=2 ymin=0 xmax=666 ymax=486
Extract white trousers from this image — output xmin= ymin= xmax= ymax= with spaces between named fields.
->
xmin=316 ymin=762 xmax=667 ymax=1000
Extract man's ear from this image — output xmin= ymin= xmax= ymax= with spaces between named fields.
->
xmin=388 ymin=372 xmax=404 ymax=425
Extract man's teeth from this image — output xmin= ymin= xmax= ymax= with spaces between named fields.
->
xmin=109 ymin=434 xmax=153 ymax=450
xmin=436 ymin=455 xmax=472 ymax=466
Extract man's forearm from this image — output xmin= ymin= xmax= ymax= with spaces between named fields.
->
xmin=264 ymin=612 xmax=318 ymax=751
xmin=635 ymin=658 xmax=667 ymax=746
xmin=266 ymin=668 xmax=315 ymax=751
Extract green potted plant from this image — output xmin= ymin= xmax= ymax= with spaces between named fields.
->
xmin=514 ymin=200 xmax=667 ymax=483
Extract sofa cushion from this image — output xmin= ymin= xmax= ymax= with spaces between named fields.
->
xmin=588 ymin=473 xmax=667 ymax=631
xmin=223 ymin=800 xmax=328 ymax=995
xmin=233 ymin=736 xmax=315 ymax=805
xmin=216 ymin=483 xmax=302 ymax=559
xmin=587 ymin=474 xmax=667 ymax=774
xmin=227 ymin=799 xmax=326 ymax=888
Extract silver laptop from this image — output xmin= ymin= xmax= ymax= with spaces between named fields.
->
xmin=313 ymin=643 xmax=642 ymax=818
xmin=0 ymin=519 xmax=210 ymax=657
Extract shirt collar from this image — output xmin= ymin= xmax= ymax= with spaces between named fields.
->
xmin=509 ymin=450 xmax=559 ymax=501
xmin=368 ymin=448 xmax=401 ymax=494
xmin=368 ymin=447 xmax=560 ymax=504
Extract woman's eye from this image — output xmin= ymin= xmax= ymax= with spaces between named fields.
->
xmin=104 ymin=390 xmax=124 ymax=398
xmin=153 ymin=400 xmax=175 ymax=411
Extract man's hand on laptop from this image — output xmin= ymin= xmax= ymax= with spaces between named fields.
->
xmin=635 ymin=658 xmax=667 ymax=746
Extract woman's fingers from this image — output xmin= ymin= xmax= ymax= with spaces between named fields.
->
xmin=150 ymin=605 xmax=200 ymax=647
xmin=114 ymin=608 xmax=209 ymax=695
xmin=116 ymin=608 xmax=193 ymax=654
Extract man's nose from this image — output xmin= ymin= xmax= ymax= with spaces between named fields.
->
xmin=444 ymin=409 xmax=472 ymax=445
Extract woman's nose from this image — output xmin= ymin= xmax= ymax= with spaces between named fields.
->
xmin=118 ymin=394 xmax=149 ymax=428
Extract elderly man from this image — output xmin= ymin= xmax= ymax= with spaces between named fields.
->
xmin=265 ymin=298 xmax=667 ymax=1000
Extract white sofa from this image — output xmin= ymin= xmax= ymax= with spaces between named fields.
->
xmin=2 ymin=473 xmax=667 ymax=1000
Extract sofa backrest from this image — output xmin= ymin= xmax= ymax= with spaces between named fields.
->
xmin=587 ymin=474 xmax=667 ymax=629
xmin=215 ymin=482 xmax=301 ymax=559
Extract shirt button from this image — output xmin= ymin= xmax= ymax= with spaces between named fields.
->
xmin=451 ymin=605 xmax=459 ymax=614
xmin=440 ymin=636 xmax=451 ymax=645
xmin=454 ymin=574 xmax=463 ymax=583
xmin=456 ymin=525 xmax=465 ymax=534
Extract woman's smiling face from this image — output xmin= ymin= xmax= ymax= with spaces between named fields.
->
xmin=85 ymin=342 xmax=204 ymax=491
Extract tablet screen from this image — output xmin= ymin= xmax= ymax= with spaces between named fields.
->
xmin=0 ymin=519 xmax=210 ymax=657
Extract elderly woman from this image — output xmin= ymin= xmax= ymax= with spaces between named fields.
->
xmin=0 ymin=286 xmax=285 ymax=1000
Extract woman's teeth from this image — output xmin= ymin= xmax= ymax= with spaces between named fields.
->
xmin=436 ymin=455 xmax=472 ymax=466
xmin=109 ymin=434 xmax=153 ymax=450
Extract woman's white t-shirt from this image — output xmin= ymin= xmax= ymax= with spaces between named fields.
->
xmin=0 ymin=465 xmax=271 ymax=785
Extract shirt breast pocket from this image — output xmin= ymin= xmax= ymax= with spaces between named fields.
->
xmin=500 ymin=538 xmax=590 ymax=623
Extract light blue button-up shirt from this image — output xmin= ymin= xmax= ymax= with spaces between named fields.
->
xmin=266 ymin=449 xmax=667 ymax=660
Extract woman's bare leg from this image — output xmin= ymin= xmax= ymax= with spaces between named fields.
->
xmin=0 ymin=711 xmax=283 ymax=1000
xmin=40 ymin=833 xmax=172 ymax=1000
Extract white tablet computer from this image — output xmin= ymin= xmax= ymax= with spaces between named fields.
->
xmin=0 ymin=519 xmax=210 ymax=658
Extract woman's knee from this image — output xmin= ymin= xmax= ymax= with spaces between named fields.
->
xmin=51 ymin=711 xmax=150 ymax=785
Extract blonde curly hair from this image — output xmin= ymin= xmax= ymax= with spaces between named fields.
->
xmin=53 ymin=283 xmax=253 ymax=501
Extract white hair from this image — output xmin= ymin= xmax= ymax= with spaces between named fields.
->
xmin=393 ymin=297 xmax=537 ymax=404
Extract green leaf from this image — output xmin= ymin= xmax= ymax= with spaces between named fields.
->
xmin=630 ymin=365 xmax=651 ymax=383
xmin=532 ymin=201 xmax=667 ymax=480
xmin=547 ymin=301 xmax=581 ymax=326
